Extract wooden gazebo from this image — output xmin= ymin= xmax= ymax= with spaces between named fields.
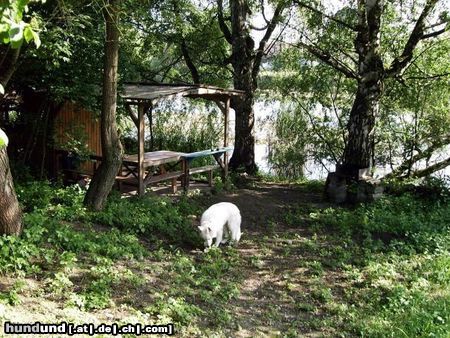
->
xmin=121 ymin=83 xmax=244 ymax=196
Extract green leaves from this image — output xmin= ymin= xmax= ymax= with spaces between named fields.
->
xmin=24 ymin=25 xmax=40 ymax=48
xmin=0 ymin=128 xmax=9 ymax=148
xmin=0 ymin=0 xmax=41 ymax=48
xmin=8 ymin=22 xmax=24 ymax=48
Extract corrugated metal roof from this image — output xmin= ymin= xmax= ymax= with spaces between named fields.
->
xmin=122 ymin=83 xmax=244 ymax=102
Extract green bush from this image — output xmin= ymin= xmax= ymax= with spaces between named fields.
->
xmin=0 ymin=213 xmax=51 ymax=275
xmin=385 ymin=175 xmax=450 ymax=202
xmin=92 ymin=194 xmax=202 ymax=247
xmin=46 ymin=222 xmax=146 ymax=260
xmin=0 ymin=211 xmax=146 ymax=276
xmin=0 ymin=233 xmax=42 ymax=275
xmin=145 ymin=294 xmax=203 ymax=326
xmin=16 ymin=181 xmax=87 ymax=220
xmin=15 ymin=181 xmax=202 ymax=247
xmin=16 ymin=181 xmax=55 ymax=213
xmin=301 ymin=191 xmax=450 ymax=337
xmin=311 ymin=194 xmax=450 ymax=253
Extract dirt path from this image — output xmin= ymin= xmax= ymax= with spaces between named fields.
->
xmin=194 ymin=183 xmax=335 ymax=337
xmin=197 ymin=183 xmax=326 ymax=232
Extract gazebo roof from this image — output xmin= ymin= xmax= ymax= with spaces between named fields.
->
xmin=122 ymin=83 xmax=244 ymax=103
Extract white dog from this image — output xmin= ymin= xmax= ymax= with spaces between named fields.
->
xmin=198 ymin=202 xmax=242 ymax=249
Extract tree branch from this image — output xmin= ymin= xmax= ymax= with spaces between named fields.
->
xmin=409 ymin=156 xmax=450 ymax=178
xmin=0 ymin=46 xmax=21 ymax=89
xmin=170 ymin=0 xmax=201 ymax=84
xmin=252 ymin=1 xmax=286 ymax=81
xmin=292 ymin=95 xmax=341 ymax=164
xmin=293 ymin=0 xmax=357 ymax=31
xmin=421 ymin=26 xmax=448 ymax=39
xmin=125 ymin=104 xmax=138 ymax=127
xmin=404 ymin=72 xmax=450 ymax=81
xmin=383 ymin=134 xmax=450 ymax=179
xmin=259 ymin=0 xmax=271 ymax=25
xmin=386 ymin=0 xmax=440 ymax=77
xmin=292 ymin=41 xmax=358 ymax=79
xmin=249 ymin=23 xmax=269 ymax=31
xmin=328 ymin=75 xmax=347 ymax=143
xmin=217 ymin=0 xmax=232 ymax=44
xmin=180 ymin=39 xmax=201 ymax=84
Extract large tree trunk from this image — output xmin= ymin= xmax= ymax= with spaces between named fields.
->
xmin=339 ymin=79 xmax=382 ymax=178
xmin=230 ymin=94 xmax=257 ymax=173
xmin=0 ymin=147 xmax=22 ymax=235
xmin=339 ymin=0 xmax=384 ymax=179
xmin=84 ymin=0 xmax=123 ymax=211
xmin=216 ymin=0 xmax=285 ymax=174
xmin=0 ymin=45 xmax=23 ymax=235
xmin=228 ymin=0 xmax=257 ymax=174
xmin=326 ymin=0 xmax=384 ymax=202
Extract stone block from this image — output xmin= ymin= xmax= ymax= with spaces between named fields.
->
xmin=325 ymin=172 xmax=348 ymax=203
xmin=354 ymin=178 xmax=384 ymax=203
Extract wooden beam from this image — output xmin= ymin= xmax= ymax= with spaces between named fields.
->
xmin=138 ymin=103 xmax=145 ymax=196
xmin=146 ymin=104 xmax=154 ymax=151
xmin=223 ymin=97 xmax=230 ymax=180
xmin=224 ymin=97 xmax=229 ymax=147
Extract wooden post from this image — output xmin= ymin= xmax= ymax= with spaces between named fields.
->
xmin=208 ymin=169 xmax=213 ymax=187
xmin=223 ymin=97 xmax=230 ymax=180
xmin=183 ymin=160 xmax=190 ymax=191
xmin=171 ymin=177 xmax=177 ymax=194
xmin=138 ymin=103 xmax=145 ymax=196
xmin=148 ymin=103 xmax=154 ymax=151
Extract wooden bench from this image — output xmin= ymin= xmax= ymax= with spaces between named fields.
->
xmin=181 ymin=147 xmax=233 ymax=190
xmin=116 ymin=170 xmax=183 ymax=193
xmin=186 ymin=164 xmax=219 ymax=186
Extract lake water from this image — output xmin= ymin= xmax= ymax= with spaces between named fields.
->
xmin=255 ymin=143 xmax=450 ymax=180
xmin=255 ymin=143 xmax=332 ymax=179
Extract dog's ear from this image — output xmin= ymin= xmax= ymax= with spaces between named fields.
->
xmin=197 ymin=226 xmax=202 ymax=230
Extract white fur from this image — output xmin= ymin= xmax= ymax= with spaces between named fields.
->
xmin=198 ymin=202 xmax=242 ymax=249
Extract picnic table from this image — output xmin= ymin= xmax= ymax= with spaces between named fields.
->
xmin=91 ymin=147 xmax=233 ymax=194
xmin=115 ymin=150 xmax=185 ymax=193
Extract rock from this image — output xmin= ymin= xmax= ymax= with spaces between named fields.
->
xmin=354 ymin=178 xmax=384 ymax=203
xmin=325 ymin=172 xmax=348 ymax=203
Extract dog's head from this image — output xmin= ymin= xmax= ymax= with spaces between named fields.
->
xmin=198 ymin=223 xmax=213 ymax=248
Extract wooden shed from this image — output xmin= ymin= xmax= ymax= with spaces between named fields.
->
xmin=52 ymin=101 xmax=101 ymax=178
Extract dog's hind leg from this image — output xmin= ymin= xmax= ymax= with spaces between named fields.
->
xmin=230 ymin=230 xmax=241 ymax=244
xmin=229 ymin=214 xmax=242 ymax=243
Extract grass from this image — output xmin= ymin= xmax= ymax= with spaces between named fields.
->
xmin=0 ymin=179 xmax=449 ymax=337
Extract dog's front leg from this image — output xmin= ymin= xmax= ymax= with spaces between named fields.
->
xmin=221 ymin=227 xmax=229 ymax=244
xmin=214 ymin=230 xmax=223 ymax=247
